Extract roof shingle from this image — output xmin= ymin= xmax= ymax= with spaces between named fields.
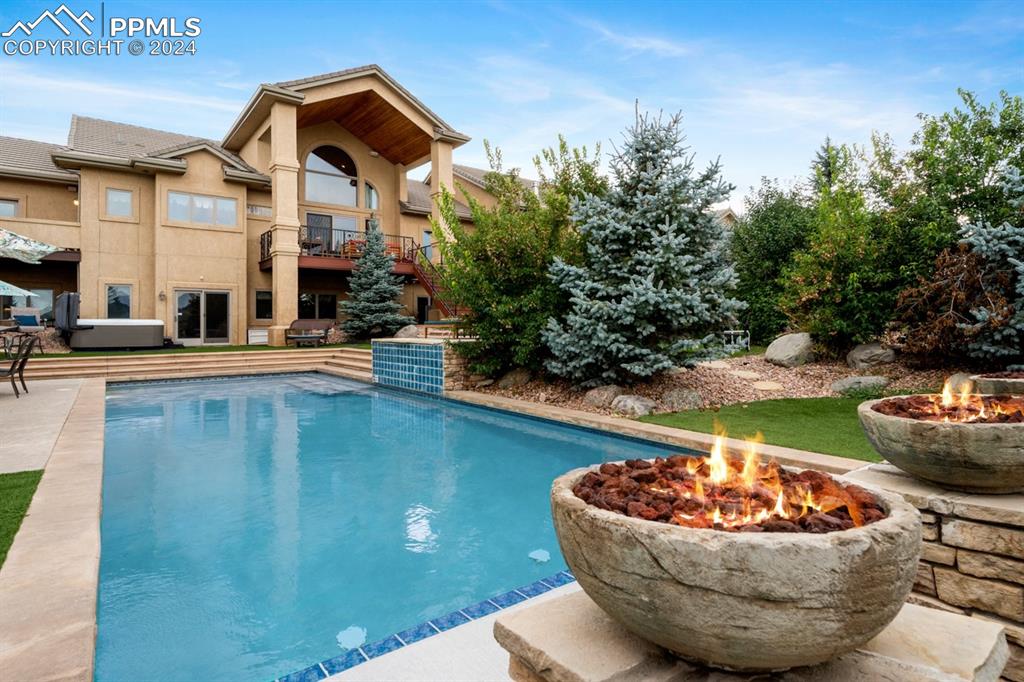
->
xmin=0 ymin=136 xmax=77 ymax=180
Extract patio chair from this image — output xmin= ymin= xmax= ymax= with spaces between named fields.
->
xmin=2 ymin=334 xmax=36 ymax=398
xmin=9 ymin=307 xmax=44 ymax=355
xmin=285 ymin=319 xmax=333 ymax=347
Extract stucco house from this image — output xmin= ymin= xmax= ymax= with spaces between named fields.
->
xmin=0 ymin=65 xmax=493 ymax=346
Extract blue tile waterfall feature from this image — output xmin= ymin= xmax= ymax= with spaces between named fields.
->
xmin=372 ymin=340 xmax=445 ymax=394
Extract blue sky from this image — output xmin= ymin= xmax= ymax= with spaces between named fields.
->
xmin=1 ymin=0 xmax=1022 ymax=209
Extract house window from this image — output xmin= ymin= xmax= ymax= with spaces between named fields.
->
xmin=305 ymin=146 xmax=357 ymax=206
xmin=0 ymin=199 xmax=18 ymax=217
xmin=247 ymin=204 xmax=272 ymax=218
xmin=298 ymin=292 xmax=337 ymax=320
xmin=255 ymin=291 xmax=272 ymax=320
xmin=106 ymin=284 xmax=131 ymax=319
xmin=105 ymin=188 xmax=133 ymax=218
xmin=168 ymin=191 xmax=237 ymax=227
xmin=365 ymin=182 xmax=379 ymax=210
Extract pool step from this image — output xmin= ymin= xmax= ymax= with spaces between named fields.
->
xmin=324 ymin=348 xmax=373 ymax=376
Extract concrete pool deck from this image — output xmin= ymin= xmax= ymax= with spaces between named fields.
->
xmin=0 ymin=377 xmax=105 ymax=682
xmin=0 ymin=371 xmax=872 ymax=681
xmin=0 ymin=378 xmax=84 ymax=474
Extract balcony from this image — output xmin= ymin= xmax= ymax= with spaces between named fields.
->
xmin=259 ymin=226 xmax=418 ymax=274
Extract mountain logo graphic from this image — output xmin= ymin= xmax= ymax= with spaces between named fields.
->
xmin=2 ymin=4 xmax=95 ymax=37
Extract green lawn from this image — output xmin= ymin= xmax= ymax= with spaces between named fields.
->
xmin=730 ymin=344 xmax=767 ymax=358
xmin=0 ymin=470 xmax=43 ymax=568
xmin=41 ymin=342 xmax=371 ymax=358
xmin=640 ymin=397 xmax=882 ymax=462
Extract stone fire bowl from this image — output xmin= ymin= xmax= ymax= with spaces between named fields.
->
xmin=858 ymin=397 xmax=1024 ymax=494
xmin=972 ymin=373 xmax=1024 ymax=396
xmin=551 ymin=466 xmax=921 ymax=672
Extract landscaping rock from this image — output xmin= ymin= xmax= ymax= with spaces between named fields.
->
xmin=497 ymin=368 xmax=533 ymax=389
xmin=583 ymin=385 xmax=625 ymax=408
xmin=831 ymin=375 xmax=889 ymax=394
xmin=474 ymin=379 xmax=494 ymax=388
xmin=393 ymin=324 xmax=420 ymax=339
xmin=610 ymin=395 xmax=657 ymax=417
xmin=846 ymin=343 xmax=896 ymax=369
xmin=661 ymin=388 xmax=702 ymax=412
xmin=751 ymin=380 xmax=785 ymax=391
xmin=765 ymin=333 xmax=814 ymax=368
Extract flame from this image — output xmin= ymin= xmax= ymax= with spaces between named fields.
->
xmin=899 ymin=376 xmax=1021 ymax=424
xmin=629 ymin=426 xmax=872 ymax=531
xmin=941 ymin=378 xmax=955 ymax=408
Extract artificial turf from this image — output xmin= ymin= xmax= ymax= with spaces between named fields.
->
xmin=0 ymin=469 xmax=43 ymax=568
xmin=639 ymin=396 xmax=882 ymax=462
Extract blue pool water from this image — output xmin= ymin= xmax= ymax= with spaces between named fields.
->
xmin=97 ymin=374 xmax=676 ymax=681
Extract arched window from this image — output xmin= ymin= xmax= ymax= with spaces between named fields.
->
xmin=305 ymin=146 xmax=357 ymax=206
xmin=365 ymin=182 xmax=379 ymax=210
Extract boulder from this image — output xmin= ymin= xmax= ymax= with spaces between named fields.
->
xmin=947 ymin=372 xmax=976 ymax=395
xmin=610 ymin=395 xmax=657 ymax=417
xmin=847 ymin=343 xmax=896 ymax=369
xmin=393 ymin=324 xmax=420 ymax=339
xmin=661 ymin=388 xmax=702 ymax=412
xmin=583 ymin=385 xmax=625 ymax=408
xmin=831 ymin=375 xmax=889 ymax=394
xmin=765 ymin=333 xmax=814 ymax=368
xmin=497 ymin=368 xmax=532 ymax=389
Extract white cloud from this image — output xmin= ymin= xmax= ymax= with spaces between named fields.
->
xmin=578 ymin=18 xmax=697 ymax=57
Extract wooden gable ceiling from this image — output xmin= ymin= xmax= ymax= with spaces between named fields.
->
xmin=296 ymin=90 xmax=432 ymax=166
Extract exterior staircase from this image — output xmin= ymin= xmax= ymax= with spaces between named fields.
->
xmin=411 ymin=244 xmax=459 ymax=318
xmin=322 ymin=347 xmax=373 ymax=381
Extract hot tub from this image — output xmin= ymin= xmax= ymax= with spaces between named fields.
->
xmin=69 ymin=318 xmax=165 ymax=350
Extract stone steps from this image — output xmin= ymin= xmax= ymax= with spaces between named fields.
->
xmin=22 ymin=348 xmax=339 ymax=380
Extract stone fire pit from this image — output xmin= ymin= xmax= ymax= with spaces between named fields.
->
xmin=551 ymin=461 xmax=920 ymax=672
xmin=859 ymin=395 xmax=1024 ymax=494
xmin=973 ymin=370 xmax=1024 ymax=396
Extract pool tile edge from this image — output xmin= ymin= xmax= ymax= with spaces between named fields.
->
xmin=274 ymin=571 xmax=576 ymax=682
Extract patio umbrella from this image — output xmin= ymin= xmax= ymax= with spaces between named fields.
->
xmin=0 ymin=279 xmax=35 ymax=298
xmin=0 ymin=227 xmax=59 ymax=264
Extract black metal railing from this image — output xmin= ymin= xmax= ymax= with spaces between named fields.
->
xmin=259 ymin=230 xmax=272 ymax=261
xmin=258 ymin=226 xmax=416 ymax=262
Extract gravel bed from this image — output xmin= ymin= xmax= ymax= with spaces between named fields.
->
xmin=476 ymin=354 xmax=958 ymax=415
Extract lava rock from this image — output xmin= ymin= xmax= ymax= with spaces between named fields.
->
xmin=765 ymin=332 xmax=815 ymax=368
xmin=497 ymin=368 xmax=532 ymax=389
xmin=831 ymin=375 xmax=889 ymax=394
xmin=661 ymin=388 xmax=702 ymax=412
xmin=846 ymin=343 xmax=896 ymax=369
xmin=583 ymin=385 xmax=625 ymax=408
xmin=393 ymin=324 xmax=420 ymax=339
xmin=610 ymin=395 xmax=657 ymax=417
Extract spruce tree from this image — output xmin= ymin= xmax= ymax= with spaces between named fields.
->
xmin=960 ymin=165 xmax=1024 ymax=366
xmin=341 ymin=220 xmax=413 ymax=339
xmin=543 ymin=111 xmax=743 ymax=386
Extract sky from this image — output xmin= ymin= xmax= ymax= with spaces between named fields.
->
xmin=1 ymin=0 xmax=1022 ymax=211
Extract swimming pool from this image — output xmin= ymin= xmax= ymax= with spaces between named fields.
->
xmin=97 ymin=374 xmax=676 ymax=681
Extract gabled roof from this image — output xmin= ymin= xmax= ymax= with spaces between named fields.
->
xmin=425 ymin=164 xmax=538 ymax=192
xmin=402 ymin=182 xmax=472 ymax=220
xmin=223 ymin=64 xmax=468 ymax=156
xmin=274 ymin=64 xmax=461 ymax=136
xmin=0 ymin=136 xmax=78 ymax=183
xmin=42 ymin=116 xmax=270 ymax=186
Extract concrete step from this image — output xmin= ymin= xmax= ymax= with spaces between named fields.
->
xmin=319 ymin=365 xmax=372 ymax=383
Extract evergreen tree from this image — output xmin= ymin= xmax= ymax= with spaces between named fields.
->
xmin=810 ymin=136 xmax=836 ymax=193
xmin=340 ymin=220 xmax=413 ymax=339
xmin=543 ymin=111 xmax=743 ymax=386
xmin=960 ymin=165 xmax=1024 ymax=366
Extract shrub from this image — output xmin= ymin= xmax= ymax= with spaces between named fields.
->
xmin=729 ymin=178 xmax=814 ymax=344
xmin=432 ymin=139 xmax=606 ymax=376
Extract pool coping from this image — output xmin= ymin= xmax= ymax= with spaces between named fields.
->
xmin=0 ymin=377 xmax=106 ymax=682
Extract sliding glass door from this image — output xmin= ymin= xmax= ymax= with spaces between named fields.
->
xmin=175 ymin=290 xmax=230 ymax=345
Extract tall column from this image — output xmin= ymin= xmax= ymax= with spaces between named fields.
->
xmin=267 ymin=101 xmax=301 ymax=346
xmin=429 ymin=138 xmax=453 ymax=226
